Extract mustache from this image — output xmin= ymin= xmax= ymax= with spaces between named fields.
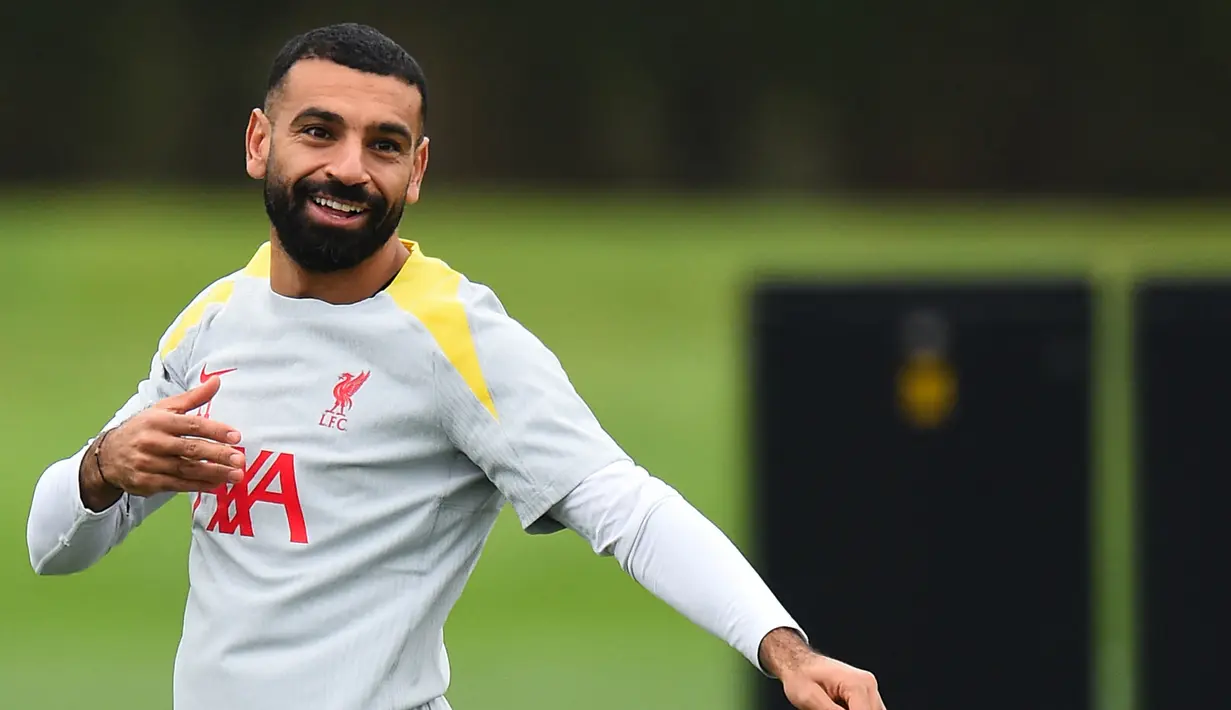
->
xmin=294 ymin=177 xmax=382 ymax=208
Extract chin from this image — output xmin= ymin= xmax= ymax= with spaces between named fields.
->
xmin=281 ymin=224 xmax=394 ymax=274
xmin=265 ymin=188 xmax=401 ymax=274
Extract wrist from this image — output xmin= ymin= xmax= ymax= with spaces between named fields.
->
xmin=79 ymin=430 xmax=123 ymax=512
xmin=758 ymin=626 xmax=812 ymax=679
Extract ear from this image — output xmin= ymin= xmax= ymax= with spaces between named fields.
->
xmin=245 ymin=108 xmax=272 ymax=180
xmin=404 ymin=136 xmax=430 ymax=205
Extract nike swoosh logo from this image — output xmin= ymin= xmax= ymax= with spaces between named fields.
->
xmin=200 ymin=366 xmax=237 ymax=383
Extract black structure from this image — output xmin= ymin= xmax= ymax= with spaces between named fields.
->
xmin=1133 ymin=278 xmax=1231 ymax=710
xmin=749 ymin=279 xmax=1094 ymax=710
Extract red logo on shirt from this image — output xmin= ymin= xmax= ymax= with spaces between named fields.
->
xmin=192 ymin=447 xmax=308 ymax=544
xmin=319 ymin=370 xmax=370 ymax=431
xmin=196 ymin=364 xmax=236 ymax=419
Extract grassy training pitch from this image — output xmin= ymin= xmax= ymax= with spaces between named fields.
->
xmin=2 ymin=189 xmax=1229 ymax=710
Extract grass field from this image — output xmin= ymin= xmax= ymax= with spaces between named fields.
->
xmin=3 ymin=188 xmax=1230 ymax=710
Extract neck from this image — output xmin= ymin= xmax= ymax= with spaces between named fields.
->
xmin=269 ymin=232 xmax=410 ymax=304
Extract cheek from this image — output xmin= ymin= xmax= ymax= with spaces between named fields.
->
xmin=374 ymin=168 xmax=415 ymax=202
xmin=272 ymin=144 xmax=325 ymax=182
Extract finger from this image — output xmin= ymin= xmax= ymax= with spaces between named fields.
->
xmin=137 ymin=452 xmax=243 ymax=486
xmin=157 ymin=376 xmax=222 ymax=414
xmin=132 ymin=436 xmax=245 ymax=483
xmin=174 ymin=438 xmax=246 ymax=470
xmin=841 ymin=688 xmax=874 ymax=710
xmin=128 ymin=471 xmax=224 ymax=496
xmin=176 ymin=458 xmax=245 ymax=486
xmin=143 ymin=431 xmax=246 ymax=470
xmin=802 ymin=688 xmax=843 ymax=710
xmin=174 ymin=458 xmax=244 ymax=486
xmin=162 ymin=412 xmax=242 ymax=445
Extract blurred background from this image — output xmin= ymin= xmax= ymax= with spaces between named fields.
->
xmin=2 ymin=2 xmax=1229 ymax=710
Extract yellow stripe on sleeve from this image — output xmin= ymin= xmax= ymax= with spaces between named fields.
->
xmin=159 ymin=280 xmax=236 ymax=360
xmin=159 ymin=242 xmax=269 ymax=360
xmin=387 ymin=244 xmax=499 ymax=420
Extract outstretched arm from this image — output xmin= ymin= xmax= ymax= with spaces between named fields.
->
xmin=434 ymin=277 xmax=886 ymax=710
xmin=546 ymin=461 xmax=802 ymax=673
xmin=548 ymin=462 xmax=885 ymax=710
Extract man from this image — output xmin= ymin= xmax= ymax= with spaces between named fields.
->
xmin=26 ymin=23 xmax=885 ymax=710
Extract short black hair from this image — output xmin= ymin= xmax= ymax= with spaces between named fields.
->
xmin=265 ymin=23 xmax=428 ymax=132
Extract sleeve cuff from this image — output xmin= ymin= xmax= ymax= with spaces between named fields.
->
xmin=520 ymin=455 xmax=633 ymax=535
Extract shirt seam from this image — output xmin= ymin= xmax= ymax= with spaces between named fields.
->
xmin=423 ymin=311 xmax=547 ymax=516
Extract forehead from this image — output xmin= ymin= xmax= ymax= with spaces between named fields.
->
xmin=276 ymin=58 xmax=422 ymax=128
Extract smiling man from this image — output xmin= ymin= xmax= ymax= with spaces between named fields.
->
xmin=26 ymin=23 xmax=886 ymax=710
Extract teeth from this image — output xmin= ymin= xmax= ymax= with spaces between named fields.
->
xmin=313 ymin=197 xmax=365 ymax=214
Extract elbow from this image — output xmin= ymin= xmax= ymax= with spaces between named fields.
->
xmin=29 ymin=553 xmax=57 ymax=576
xmin=26 ymin=494 xmax=57 ymax=575
xmin=25 ymin=448 xmax=121 ymax=577
xmin=26 ymin=491 xmax=91 ymax=577
xmin=26 ymin=488 xmax=57 ymax=576
xmin=27 ymin=523 xmax=72 ymax=576
xmin=26 ymin=503 xmax=113 ymax=576
xmin=28 ymin=540 xmax=61 ymax=576
xmin=31 ymin=556 xmax=84 ymax=576
xmin=27 ymin=531 xmax=95 ymax=576
xmin=604 ymin=476 xmax=683 ymax=563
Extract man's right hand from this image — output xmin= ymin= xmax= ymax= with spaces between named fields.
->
xmin=79 ymin=376 xmax=246 ymax=512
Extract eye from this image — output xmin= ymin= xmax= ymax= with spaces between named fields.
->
xmin=372 ymin=139 xmax=401 ymax=153
xmin=302 ymin=126 xmax=332 ymax=140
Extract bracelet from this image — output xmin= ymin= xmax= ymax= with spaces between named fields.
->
xmin=94 ymin=429 xmax=116 ymax=489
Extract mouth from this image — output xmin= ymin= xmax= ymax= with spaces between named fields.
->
xmin=306 ymin=194 xmax=371 ymax=226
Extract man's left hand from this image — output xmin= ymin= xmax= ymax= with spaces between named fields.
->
xmin=759 ymin=628 xmax=887 ymax=710
xmin=780 ymin=653 xmax=885 ymax=710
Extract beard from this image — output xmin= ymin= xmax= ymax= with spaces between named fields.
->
xmin=263 ymin=165 xmax=406 ymax=274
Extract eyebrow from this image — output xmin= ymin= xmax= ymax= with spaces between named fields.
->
xmin=376 ymin=121 xmax=414 ymax=143
xmin=292 ymin=107 xmax=344 ymax=125
xmin=292 ymin=107 xmax=414 ymax=143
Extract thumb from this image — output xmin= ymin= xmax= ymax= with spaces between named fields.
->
xmin=158 ymin=375 xmax=221 ymax=414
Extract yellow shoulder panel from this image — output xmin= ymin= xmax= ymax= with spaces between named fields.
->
xmin=243 ymin=242 xmax=272 ymax=278
xmin=159 ymin=279 xmax=236 ymax=360
xmin=387 ymin=244 xmax=499 ymax=420
xmin=157 ymin=241 xmax=268 ymax=360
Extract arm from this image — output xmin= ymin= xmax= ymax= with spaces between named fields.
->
xmin=27 ymin=352 xmax=244 ymax=576
xmin=547 ymin=460 xmax=807 ymax=675
xmin=435 ymin=282 xmax=807 ymax=668
xmin=543 ymin=437 xmax=885 ymax=710
xmin=437 ymin=279 xmax=885 ymax=710
xmin=27 ymin=352 xmax=183 ymax=575
xmin=30 ymin=273 xmax=250 ymax=577
xmin=435 ymin=281 xmax=804 ymax=662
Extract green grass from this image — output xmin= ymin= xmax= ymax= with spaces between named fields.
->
xmin=2 ymin=188 xmax=1230 ymax=710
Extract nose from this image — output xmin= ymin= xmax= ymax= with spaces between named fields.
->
xmin=325 ymin=138 xmax=369 ymax=186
